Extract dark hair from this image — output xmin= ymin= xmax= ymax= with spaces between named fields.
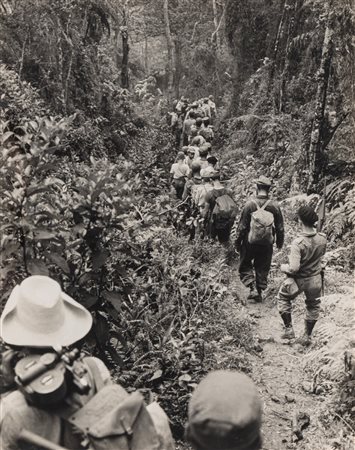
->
xmin=297 ymin=205 xmax=318 ymax=226
xmin=203 ymin=117 xmax=210 ymax=126
xmin=189 ymin=111 xmax=196 ymax=119
xmin=207 ymin=156 xmax=218 ymax=166
xmin=256 ymin=184 xmax=271 ymax=192
xmin=196 ymin=118 xmax=203 ymax=127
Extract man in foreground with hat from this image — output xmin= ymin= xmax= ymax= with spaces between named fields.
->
xmin=185 ymin=370 xmax=262 ymax=450
xmin=236 ymin=176 xmax=284 ymax=302
xmin=277 ymin=205 xmax=327 ymax=345
xmin=0 ymin=275 xmax=174 ymax=449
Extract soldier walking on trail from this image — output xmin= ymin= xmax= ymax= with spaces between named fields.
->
xmin=277 ymin=205 xmax=327 ymax=345
xmin=170 ymin=151 xmax=189 ymax=200
xmin=236 ymin=176 xmax=284 ymax=302
xmin=186 ymin=370 xmax=262 ymax=450
xmin=202 ymin=170 xmax=237 ymax=245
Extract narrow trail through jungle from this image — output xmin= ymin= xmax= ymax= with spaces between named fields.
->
xmin=227 ymin=270 xmax=353 ymax=450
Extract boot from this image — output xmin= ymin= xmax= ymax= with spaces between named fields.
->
xmin=280 ymin=312 xmax=295 ymax=339
xmin=247 ymin=284 xmax=258 ymax=300
xmin=296 ymin=320 xmax=317 ymax=346
xmin=247 ymin=284 xmax=262 ymax=302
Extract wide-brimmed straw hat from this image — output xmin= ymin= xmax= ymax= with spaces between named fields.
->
xmin=1 ymin=276 xmax=92 ymax=347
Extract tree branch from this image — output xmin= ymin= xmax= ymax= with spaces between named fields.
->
xmin=190 ymin=20 xmax=200 ymax=43
xmin=211 ymin=6 xmax=225 ymax=44
xmin=323 ymin=111 xmax=350 ymax=150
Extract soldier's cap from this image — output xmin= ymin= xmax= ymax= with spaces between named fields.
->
xmin=255 ymin=175 xmax=272 ymax=187
xmin=186 ymin=370 xmax=262 ymax=450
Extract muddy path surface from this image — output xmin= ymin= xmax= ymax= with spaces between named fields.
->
xmin=242 ymin=272 xmax=353 ymax=450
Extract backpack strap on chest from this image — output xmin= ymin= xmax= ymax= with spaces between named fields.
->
xmin=260 ymin=199 xmax=271 ymax=210
xmin=84 ymin=358 xmax=105 ymax=393
xmin=251 ymin=199 xmax=260 ymax=210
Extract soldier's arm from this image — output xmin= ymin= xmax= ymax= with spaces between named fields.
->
xmin=182 ymin=181 xmax=191 ymax=200
xmin=273 ymin=204 xmax=285 ymax=249
xmin=236 ymin=202 xmax=252 ymax=245
xmin=281 ymin=240 xmax=302 ymax=275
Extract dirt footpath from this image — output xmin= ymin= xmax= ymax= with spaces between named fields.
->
xmin=243 ymin=271 xmax=354 ymax=450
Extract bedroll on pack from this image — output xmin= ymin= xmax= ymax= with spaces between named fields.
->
xmin=212 ymin=194 xmax=237 ymax=229
xmin=248 ymin=200 xmax=274 ymax=245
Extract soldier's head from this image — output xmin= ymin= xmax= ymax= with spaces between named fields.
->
xmin=196 ymin=118 xmax=203 ymax=128
xmin=297 ymin=205 xmax=318 ymax=227
xmin=186 ymin=370 xmax=262 ymax=450
xmin=255 ymin=176 xmax=272 ymax=194
xmin=190 ymin=162 xmax=202 ymax=181
xmin=0 ymin=276 xmax=92 ymax=349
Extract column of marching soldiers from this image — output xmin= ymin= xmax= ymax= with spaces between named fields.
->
xmin=0 ymin=95 xmax=327 ymax=450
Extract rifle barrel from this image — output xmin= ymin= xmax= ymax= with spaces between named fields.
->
xmin=18 ymin=429 xmax=71 ymax=450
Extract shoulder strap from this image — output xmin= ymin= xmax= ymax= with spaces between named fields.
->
xmin=85 ymin=358 xmax=105 ymax=392
xmin=260 ymin=199 xmax=271 ymax=210
xmin=251 ymin=199 xmax=260 ymax=210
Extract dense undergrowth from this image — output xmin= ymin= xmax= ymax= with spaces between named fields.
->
xmin=0 ymin=64 xmax=256 ymax=435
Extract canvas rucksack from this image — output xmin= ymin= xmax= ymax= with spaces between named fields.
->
xmin=62 ymin=359 xmax=171 ymax=450
xmin=212 ymin=191 xmax=237 ymax=230
xmin=248 ymin=199 xmax=274 ymax=245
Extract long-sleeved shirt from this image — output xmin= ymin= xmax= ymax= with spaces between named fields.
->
xmin=283 ymin=231 xmax=327 ymax=278
xmin=236 ymin=195 xmax=284 ymax=248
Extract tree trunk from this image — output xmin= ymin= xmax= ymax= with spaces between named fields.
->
xmin=144 ymin=34 xmax=149 ymax=73
xmin=307 ymin=5 xmax=333 ymax=192
xmin=212 ymin=0 xmax=220 ymax=49
xmin=174 ymin=37 xmax=182 ymax=99
xmin=163 ymin=0 xmax=174 ymax=101
xmin=268 ymin=0 xmax=289 ymax=106
xmin=279 ymin=0 xmax=300 ymax=112
xmin=121 ymin=26 xmax=129 ymax=88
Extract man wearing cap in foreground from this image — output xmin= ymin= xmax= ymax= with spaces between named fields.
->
xmin=277 ymin=205 xmax=326 ymax=345
xmin=0 ymin=275 xmax=174 ymax=449
xmin=236 ymin=176 xmax=284 ymax=302
xmin=186 ymin=370 xmax=262 ymax=450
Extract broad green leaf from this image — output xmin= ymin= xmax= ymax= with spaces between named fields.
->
xmin=2 ymin=242 xmax=21 ymax=258
xmin=34 ymin=230 xmax=57 ymax=240
xmin=28 ymin=259 xmax=49 ymax=276
xmin=104 ymin=291 xmax=122 ymax=313
xmin=46 ymin=252 xmax=70 ymax=274
xmin=178 ymin=374 xmax=192 ymax=382
xmin=149 ymin=370 xmax=163 ymax=381
xmin=27 ymin=186 xmax=49 ymax=197
xmin=92 ymin=249 xmax=109 ymax=271
xmin=94 ymin=312 xmax=110 ymax=345
xmin=1 ymin=131 xmax=14 ymax=144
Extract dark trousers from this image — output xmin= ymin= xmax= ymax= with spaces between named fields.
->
xmin=210 ymin=223 xmax=232 ymax=244
xmin=239 ymin=242 xmax=273 ymax=290
xmin=173 ymin=179 xmax=185 ymax=199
